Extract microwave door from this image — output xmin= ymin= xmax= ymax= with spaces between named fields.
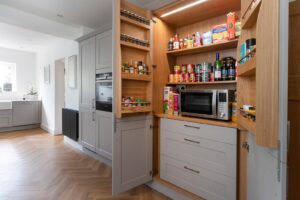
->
xmin=180 ymin=91 xmax=217 ymax=118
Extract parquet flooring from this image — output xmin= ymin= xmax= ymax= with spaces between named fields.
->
xmin=0 ymin=129 xmax=169 ymax=200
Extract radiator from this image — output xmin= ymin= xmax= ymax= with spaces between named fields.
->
xmin=62 ymin=108 xmax=79 ymax=141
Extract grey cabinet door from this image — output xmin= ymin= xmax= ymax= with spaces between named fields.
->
xmin=96 ymin=111 xmax=112 ymax=160
xmin=96 ymin=30 xmax=112 ymax=70
xmin=80 ymin=108 xmax=96 ymax=151
xmin=0 ymin=110 xmax=12 ymax=128
xmin=113 ymin=116 xmax=153 ymax=195
xmin=12 ymin=101 xmax=40 ymax=126
xmin=79 ymin=37 xmax=96 ymax=109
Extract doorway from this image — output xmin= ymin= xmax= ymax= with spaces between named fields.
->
xmin=288 ymin=1 xmax=300 ymax=200
xmin=54 ymin=58 xmax=66 ymax=134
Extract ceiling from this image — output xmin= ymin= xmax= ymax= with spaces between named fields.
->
xmin=0 ymin=0 xmax=112 ymax=29
xmin=128 ymin=0 xmax=178 ymax=11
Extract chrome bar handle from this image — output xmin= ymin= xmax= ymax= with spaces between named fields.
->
xmin=184 ymin=166 xmax=200 ymax=174
xmin=184 ymin=138 xmax=200 ymax=144
xmin=184 ymin=125 xmax=200 ymax=129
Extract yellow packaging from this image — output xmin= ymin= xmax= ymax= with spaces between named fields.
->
xmin=168 ymin=92 xmax=174 ymax=115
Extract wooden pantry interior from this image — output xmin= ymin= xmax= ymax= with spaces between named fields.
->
xmin=112 ymin=0 xmax=280 ymax=199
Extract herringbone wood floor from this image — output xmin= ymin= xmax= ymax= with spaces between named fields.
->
xmin=0 ymin=128 xmax=169 ymax=200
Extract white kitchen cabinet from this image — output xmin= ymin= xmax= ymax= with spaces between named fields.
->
xmin=79 ymin=36 xmax=96 ymax=150
xmin=80 ymin=108 xmax=96 ymax=151
xmin=12 ymin=101 xmax=41 ymax=126
xmin=0 ymin=110 xmax=12 ymax=128
xmin=113 ymin=116 xmax=153 ymax=194
xmin=96 ymin=110 xmax=112 ymax=159
xmin=96 ymin=30 xmax=112 ymax=70
xmin=160 ymin=118 xmax=237 ymax=200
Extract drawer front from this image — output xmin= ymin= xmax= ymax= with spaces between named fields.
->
xmin=161 ymin=130 xmax=236 ymax=178
xmin=161 ymin=118 xmax=237 ymax=145
xmin=160 ymin=155 xmax=236 ymax=200
xmin=0 ymin=110 xmax=12 ymax=128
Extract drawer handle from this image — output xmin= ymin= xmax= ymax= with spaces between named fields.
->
xmin=184 ymin=125 xmax=200 ymax=129
xmin=184 ymin=166 xmax=200 ymax=174
xmin=184 ymin=138 xmax=200 ymax=144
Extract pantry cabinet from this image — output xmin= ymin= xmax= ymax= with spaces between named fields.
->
xmin=96 ymin=30 xmax=113 ymax=70
xmin=96 ymin=111 xmax=112 ymax=159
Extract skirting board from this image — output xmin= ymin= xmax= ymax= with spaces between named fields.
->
xmin=63 ymin=136 xmax=112 ymax=167
xmin=146 ymin=181 xmax=192 ymax=200
xmin=0 ymin=124 xmax=40 ymax=133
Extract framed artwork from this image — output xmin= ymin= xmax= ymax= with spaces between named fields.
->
xmin=44 ymin=65 xmax=50 ymax=84
xmin=68 ymin=55 xmax=77 ymax=89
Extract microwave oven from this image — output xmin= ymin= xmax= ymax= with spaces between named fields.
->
xmin=180 ymin=89 xmax=235 ymax=121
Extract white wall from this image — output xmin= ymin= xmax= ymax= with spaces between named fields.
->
xmin=36 ymin=38 xmax=79 ymax=134
xmin=0 ymin=47 xmax=36 ymax=100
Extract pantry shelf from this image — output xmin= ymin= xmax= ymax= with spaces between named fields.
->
xmin=167 ymin=80 xmax=237 ymax=85
xmin=237 ymin=113 xmax=256 ymax=134
xmin=121 ymin=106 xmax=152 ymax=114
xmin=241 ymin=0 xmax=262 ymax=29
xmin=238 ymin=57 xmax=256 ymax=77
xmin=120 ymin=16 xmax=151 ymax=30
xmin=120 ymin=41 xmax=150 ymax=52
xmin=122 ymin=73 xmax=152 ymax=81
xmin=166 ymin=39 xmax=238 ymax=56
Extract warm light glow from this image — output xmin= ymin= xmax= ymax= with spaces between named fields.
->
xmin=161 ymin=0 xmax=208 ymax=18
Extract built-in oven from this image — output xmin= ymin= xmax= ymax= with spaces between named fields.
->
xmin=180 ymin=89 xmax=235 ymax=121
xmin=96 ymin=70 xmax=112 ymax=112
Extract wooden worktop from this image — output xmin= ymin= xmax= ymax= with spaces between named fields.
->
xmin=155 ymin=113 xmax=237 ymax=128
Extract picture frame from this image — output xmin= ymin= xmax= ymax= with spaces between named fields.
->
xmin=44 ymin=64 xmax=50 ymax=84
xmin=68 ymin=55 xmax=77 ymax=89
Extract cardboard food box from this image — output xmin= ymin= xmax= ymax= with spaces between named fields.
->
xmin=212 ymin=24 xmax=228 ymax=43
xmin=227 ymin=12 xmax=238 ymax=40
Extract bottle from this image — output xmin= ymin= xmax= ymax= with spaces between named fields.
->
xmin=179 ymin=38 xmax=184 ymax=49
xmin=221 ymin=59 xmax=228 ymax=81
xmin=228 ymin=59 xmax=236 ymax=80
xmin=214 ymin=53 xmax=222 ymax=81
xmin=168 ymin=38 xmax=174 ymax=51
xmin=194 ymin=32 xmax=201 ymax=47
xmin=173 ymin=34 xmax=180 ymax=50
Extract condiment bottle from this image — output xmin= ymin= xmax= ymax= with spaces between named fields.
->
xmin=214 ymin=53 xmax=222 ymax=81
xmin=173 ymin=34 xmax=180 ymax=50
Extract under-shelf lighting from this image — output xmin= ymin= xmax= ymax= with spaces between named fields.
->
xmin=161 ymin=0 xmax=208 ymax=18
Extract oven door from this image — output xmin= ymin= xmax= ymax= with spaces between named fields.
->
xmin=96 ymin=80 xmax=112 ymax=112
xmin=180 ymin=90 xmax=217 ymax=118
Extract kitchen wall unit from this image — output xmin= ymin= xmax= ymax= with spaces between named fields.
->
xmin=113 ymin=0 xmax=284 ymax=199
xmin=79 ymin=29 xmax=113 ymax=160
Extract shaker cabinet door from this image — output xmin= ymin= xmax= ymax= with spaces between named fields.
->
xmin=96 ymin=30 xmax=112 ymax=70
xmin=80 ymin=109 xmax=96 ymax=151
xmin=96 ymin=111 xmax=112 ymax=160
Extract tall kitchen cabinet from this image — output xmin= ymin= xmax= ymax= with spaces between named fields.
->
xmin=113 ymin=0 xmax=284 ymax=199
xmin=79 ymin=29 xmax=113 ymax=159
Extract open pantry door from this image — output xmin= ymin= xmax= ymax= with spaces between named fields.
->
xmin=112 ymin=0 xmax=153 ymax=195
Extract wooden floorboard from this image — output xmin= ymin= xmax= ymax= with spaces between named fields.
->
xmin=0 ymin=128 xmax=169 ymax=200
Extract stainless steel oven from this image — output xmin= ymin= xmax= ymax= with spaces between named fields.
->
xmin=180 ymin=89 xmax=235 ymax=121
xmin=96 ymin=70 xmax=112 ymax=112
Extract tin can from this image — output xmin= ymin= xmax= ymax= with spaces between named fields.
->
xmin=169 ymin=74 xmax=174 ymax=83
xmin=195 ymin=64 xmax=202 ymax=74
xmin=190 ymin=73 xmax=195 ymax=82
xmin=180 ymin=73 xmax=186 ymax=82
xmin=181 ymin=64 xmax=187 ymax=74
xmin=201 ymin=71 xmax=210 ymax=82
xmin=174 ymin=65 xmax=181 ymax=74
xmin=185 ymin=73 xmax=190 ymax=82
xmin=174 ymin=74 xmax=180 ymax=83
xmin=202 ymin=62 xmax=209 ymax=71
xmin=187 ymin=64 xmax=195 ymax=73
xmin=195 ymin=73 xmax=201 ymax=82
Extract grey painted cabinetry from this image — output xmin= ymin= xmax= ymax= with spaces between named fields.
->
xmin=12 ymin=101 xmax=41 ymax=126
xmin=96 ymin=111 xmax=112 ymax=159
xmin=0 ymin=110 xmax=12 ymax=128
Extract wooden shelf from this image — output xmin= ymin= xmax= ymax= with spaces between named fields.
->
xmin=166 ymin=39 xmax=238 ymax=56
xmin=242 ymin=0 xmax=262 ymax=29
xmin=237 ymin=113 xmax=256 ymax=134
xmin=120 ymin=41 xmax=150 ymax=52
xmin=238 ymin=57 xmax=256 ymax=77
xmin=167 ymin=80 xmax=237 ymax=85
xmin=121 ymin=106 xmax=152 ymax=114
xmin=155 ymin=113 xmax=237 ymax=128
xmin=122 ymin=73 xmax=151 ymax=81
xmin=120 ymin=16 xmax=150 ymax=30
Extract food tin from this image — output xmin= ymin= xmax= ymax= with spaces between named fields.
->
xmin=180 ymin=73 xmax=186 ymax=82
xmin=174 ymin=65 xmax=181 ymax=74
xmin=187 ymin=64 xmax=195 ymax=73
xmin=181 ymin=64 xmax=187 ymax=74
xmin=174 ymin=74 xmax=180 ymax=83
xmin=190 ymin=73 xmax=195 ymax=82
xmin=185 ymin=73 xmax=190 ymax=82
xmin=169 ymin=74 xmax=174 ymax=83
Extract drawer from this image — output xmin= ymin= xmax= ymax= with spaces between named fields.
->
xmin=160 ymin=155 xmax=236 ymax=200
xmin=161 ymin=118 xmax=237 ymax=145
xmin=161 ymin=130 xmax=236 ymax=178
xmin=0 ymin=110 xmax=12 ymax=128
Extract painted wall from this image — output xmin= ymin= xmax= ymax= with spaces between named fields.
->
xmin=0 ymin=47 xmax=36 ymax=100
xmin=36 ymin=38 xmax=79 ymax=134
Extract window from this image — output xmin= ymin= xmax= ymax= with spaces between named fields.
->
xmin=0 ymin=61 xmax=17 ymax=92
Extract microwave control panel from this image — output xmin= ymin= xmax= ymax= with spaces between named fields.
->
xmin=217 ymin=91 xmax=235 ymax=121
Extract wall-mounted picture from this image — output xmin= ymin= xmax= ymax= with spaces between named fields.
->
xmin=44 ymin=64 xmax=50 ymax=84
xmin=68 ymin=55 xmax=77 ymax=89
